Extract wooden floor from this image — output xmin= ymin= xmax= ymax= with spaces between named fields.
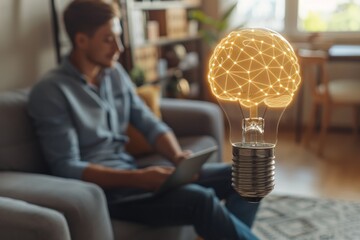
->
xmin=222 ymin=129 xmax=360 ymax=202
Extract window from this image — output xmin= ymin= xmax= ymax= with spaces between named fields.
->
xmin=232 ymin=0 xmax=285 ymax=32
xmin=298 ymin=0 xmax=360 ymax=32
xmin=233 ymin=0 xmax=360 ymax=40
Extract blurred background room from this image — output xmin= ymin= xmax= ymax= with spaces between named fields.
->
xmin=1 ymin=0 xmax=360 ymax=239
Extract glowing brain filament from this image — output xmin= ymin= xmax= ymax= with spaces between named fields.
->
xmin=208 ymin=28 xmax=301 ymax=114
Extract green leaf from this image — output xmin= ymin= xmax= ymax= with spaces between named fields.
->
xmin=216 ymin=20 xmax=228 ymax=32
xmin=199 ymin=29 xmax=219 ymax=47
xmin=220 ymin=3 xmax=238 ymax=22
xmin=189 ymin=10 xmax=218 ymax=28
xmin=189 ymin=2 xmax=245 ymax=48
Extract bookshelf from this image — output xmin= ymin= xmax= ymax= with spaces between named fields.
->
xmin=119 ymin=0 xmax=204 ymax=99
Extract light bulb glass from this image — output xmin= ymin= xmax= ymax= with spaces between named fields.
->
xmin=208 ymin=28 xmax=301 ymax=201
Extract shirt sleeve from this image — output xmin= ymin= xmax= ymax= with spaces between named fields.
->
xmin=116 ymin=64 xmax=171 ymax=145
xmin=27 ymin=80 xmax=88 ymax=179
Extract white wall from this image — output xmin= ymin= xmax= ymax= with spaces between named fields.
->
xmin=0 ymin=0 xmax=56 ymax=91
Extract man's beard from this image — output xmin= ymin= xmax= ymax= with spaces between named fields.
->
xmin=87 ymin=53 xmax=118 ymax=68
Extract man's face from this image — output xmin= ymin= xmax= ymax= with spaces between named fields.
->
xmin=82 ymin=17 xmax=124 ymax=68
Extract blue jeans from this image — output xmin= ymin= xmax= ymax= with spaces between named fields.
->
xmin=106 ymin=163 xmax=259 ymax=240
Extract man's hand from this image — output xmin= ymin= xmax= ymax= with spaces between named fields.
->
xmin=172 ymin=150 xmax=192 ymax=166
xmin=138 ymin=166 xmax=175 ymax=191
xmin=173 ymin=150 xmax=199 ymax=182
xmin=154 ymin=132 xmax=193 ymax=165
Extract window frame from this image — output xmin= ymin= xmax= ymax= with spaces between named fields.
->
xmin=284 ymin=0 xmax=360 ymax=43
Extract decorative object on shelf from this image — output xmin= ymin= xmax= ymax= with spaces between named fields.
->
xmin=133 ymin=46 xmax=158 ymax=83
xmin=164 ymin=44 xmax=199 ymax=71
xmin=157 ymin=58 xmax=168 ymax=80
xmin=188 ymin=19 xmax=199 ymax=37
xmin=131 ymin=10 xmax=146 ymax=46
xmin=177 ymin=78 xmax=191 ymax=97
xmin=179 ymin=52 xmax=199 ymax=71
xmin=148 ymin=8 xmax=188 ymax=39
xmin=184 ymin=0 xmax=201 ymax=5
xmin=163 ymin=44 xmax=186 ymax=68
xmin=147 ymin=20 xmax=160 ymax=41
xmin=207 ymin=28 xmax=301 ymax=202
xmin=130 ymin=65 xmax=146 ymax=87
xmin=166 ymin=69 xmax=190 ymax=98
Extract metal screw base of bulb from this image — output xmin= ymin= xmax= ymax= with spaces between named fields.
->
xmin=231 ymin=144 xmax=275 ymax=203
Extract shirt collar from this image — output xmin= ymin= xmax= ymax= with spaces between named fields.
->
xmin=60 ymin=55 xmax=112 ymax=85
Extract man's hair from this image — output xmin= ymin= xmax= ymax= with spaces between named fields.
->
xmin=63 ymin=0 xmax=120 ymax=46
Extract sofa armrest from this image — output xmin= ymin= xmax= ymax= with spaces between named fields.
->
xmin=0 ymin=196 xmax=71 ymax=240
xmin=0 ymin=172 xmax=114 ymax=240
xmin=161 ymin=98 xmax=224 ymax=160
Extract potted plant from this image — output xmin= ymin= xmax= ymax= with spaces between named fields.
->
xmin=189 ymin=2 xmax=243 ymax=48
xmin=130 ymin=65 xmax=146 ymax=87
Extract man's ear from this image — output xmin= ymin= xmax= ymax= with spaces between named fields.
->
xmin=74 ymin=32 xmax=89 ymax=50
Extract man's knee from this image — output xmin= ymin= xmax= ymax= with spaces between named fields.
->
xmin=182 ymin=184 xmax=216 ymax=202
xmin=181 ymin=184 xmax=221 ymax=217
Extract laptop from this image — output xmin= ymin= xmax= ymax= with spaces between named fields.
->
xmin=114 ymin=145 xmax=218 ymax=203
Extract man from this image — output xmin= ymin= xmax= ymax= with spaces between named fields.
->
xmin=27 ymin=1 xmax=259 ymax=239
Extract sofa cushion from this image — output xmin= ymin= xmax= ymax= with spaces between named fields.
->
xmin=0 ymin=172 xmax=114 ymax=240
xmin=0 ymin=89 xmax=47 ymax=173
xmin=125 ymin=84 xmax=162 ymax=157
xmin=0 ymin=196 xmax=71 ymax=240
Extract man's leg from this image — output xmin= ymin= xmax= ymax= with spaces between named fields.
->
xmin=107 ymin=184 xmax=258 ymax=240
xmin=196 ymin=162 xmax=260 ymax=228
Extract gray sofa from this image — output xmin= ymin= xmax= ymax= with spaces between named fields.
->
xmin=0 ymin=89 xmax=224 ymax=240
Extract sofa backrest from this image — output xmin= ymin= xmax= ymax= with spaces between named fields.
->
xmin=0 ymin=89 xmax=47 ymax=173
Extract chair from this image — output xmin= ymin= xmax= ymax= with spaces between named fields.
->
xmin=0 ymin=89 xmax=224 ymax=240
xmin=297 ymin=49 xmax=360 ymax=156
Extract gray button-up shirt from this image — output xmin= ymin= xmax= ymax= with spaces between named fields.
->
xmin=27 ymin=57 xmax=170 ymax=179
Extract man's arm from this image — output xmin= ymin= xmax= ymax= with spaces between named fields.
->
xmin=154 ymin=131 xmax=191 ymax=166
xmin=118 ymin=68 xmax=191 ymax=164
xmin=82 ymin=164 xmax=174 ymax=190
xmin=82 ymin=131 xmax=192 ymax=189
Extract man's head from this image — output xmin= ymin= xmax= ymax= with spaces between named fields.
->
xmin=64 ymin=0 xmax=123 ymax=68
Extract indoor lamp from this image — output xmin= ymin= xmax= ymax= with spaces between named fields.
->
xmin=208 ymin=28 xmax=301 ymax=202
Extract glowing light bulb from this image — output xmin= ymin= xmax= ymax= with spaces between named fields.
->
xmin=208 ymin=28 xmax=301 ymax=202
